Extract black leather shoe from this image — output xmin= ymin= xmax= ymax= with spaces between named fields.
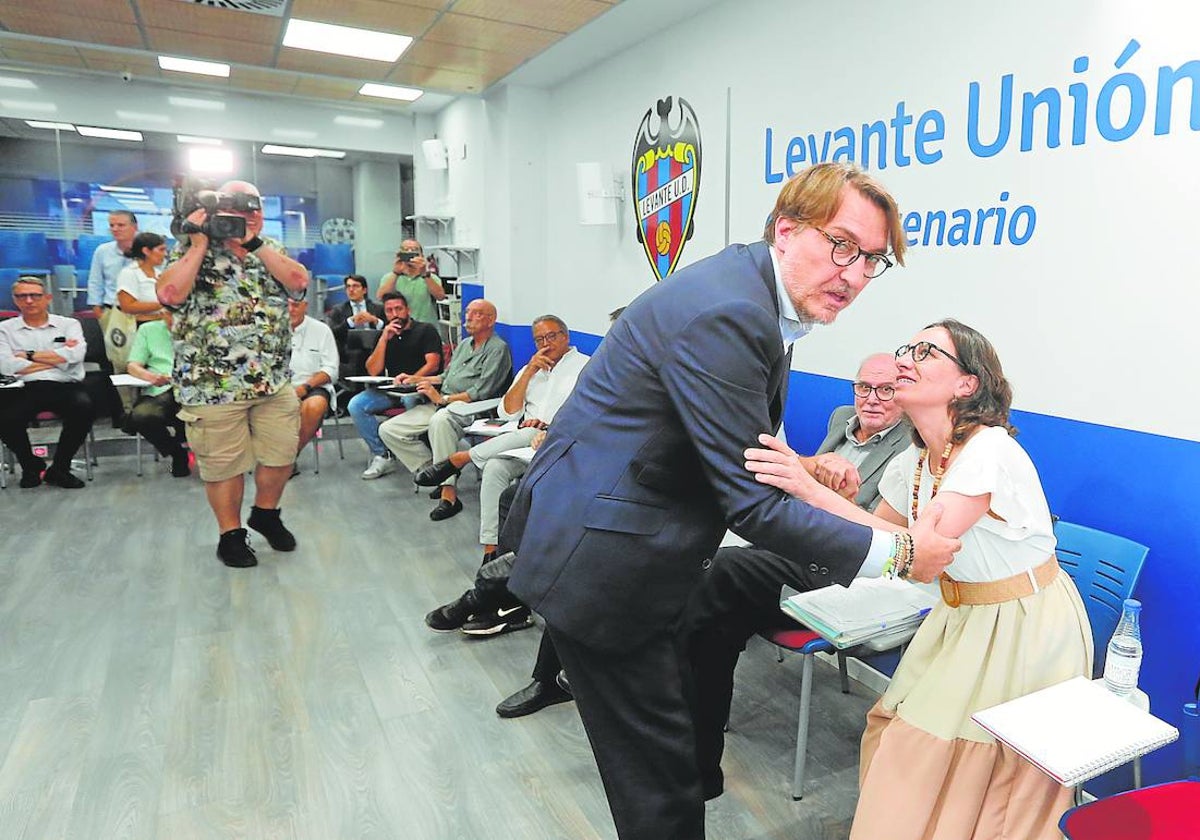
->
xmin=429 ymin=497 xmax=463 ymax=521
xmin=217 ymin=528 xmax=258 ymax=568
xmin=19 ymin=456 xmax=46 ymax=488
xmin=247 ymin=506 xmax=297 ymax=551
xmin=555 ymin=669 xmax=571 ymax=694
xmin=495 ymin=679 xmax=573 ymax=719
xmin=42 ymin=466 xmax=85 ymax=489
xmin=414 ymin=459 xmax=463 ymax=487
xmin=428 ymin=486 xmax=442 ymax=499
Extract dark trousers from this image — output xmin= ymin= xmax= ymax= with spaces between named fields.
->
xmin=0 ymin=380 xmax=95 ymax=470
xmin=680 ymin=545 xmax=828 ymax=789
xmin=550 ymin=625 xmax=706 ymax=840
xmin=129 ymin=390 xmax=185 ymax=457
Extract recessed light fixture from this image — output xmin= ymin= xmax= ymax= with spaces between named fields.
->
xmin=0 ymin=76 xmax=36 ymax=89
xmin=26 ymin=120 xmax=75 ymax=131
xmin=116 ymin=110 xmax=171 ymax=124
xmin=168 ymin=95 xmax=226 ymax=111
xmin=177 ymin=135 xmax=223 ymax=145
xmin=99 ymin=185 xmax=147 ymax=193
xmin=188 ymin=146 xmax=235 ymax=174
xmin=358 ymin=83 xmax=423 ymax=102
xmin=283 ymin=19 xmax=413 ymax=62
xmin=261 ymin=144 xmax=346 ymax=160
xmin=334 ymin=115 xmax=384 ymax=129
xmin=158 ymin=55 xmax=230 ymax=78
xmin=0 ymin=99 xmax=57 ymax=113
xmin=78 ymin=126 xmax=144 ymax=142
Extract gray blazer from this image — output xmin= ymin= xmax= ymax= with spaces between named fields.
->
xmin=815 ymin=405 xmax=912 ymax=513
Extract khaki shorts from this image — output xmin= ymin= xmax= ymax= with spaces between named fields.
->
xmin=178 ymin=387 xmax=300 ymax=482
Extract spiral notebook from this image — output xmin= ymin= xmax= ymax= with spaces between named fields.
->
xmin=971 ymin=676 xmax=1179 ymax=787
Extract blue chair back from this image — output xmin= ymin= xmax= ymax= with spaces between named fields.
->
xmin=312 ymin=242 xmax=353 ymax=275
xmin=1055 ymin=520 xmax=1149 ymax=679
xmin=73 ymin=235 xmax=110 ymax=271
xmin=0 ymin=267 xmax=21 ymax=303
xmin=0 ymin=232 xmax=50 ymax=272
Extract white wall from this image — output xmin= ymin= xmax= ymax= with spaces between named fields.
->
xmin=461 ymin=0 xmax=1200 ymax=443
xmin=352 ymin=160 xmax=403 ymax=285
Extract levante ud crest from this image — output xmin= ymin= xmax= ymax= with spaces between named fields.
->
xmin=631 ymin=96 xmax=702 ymax=281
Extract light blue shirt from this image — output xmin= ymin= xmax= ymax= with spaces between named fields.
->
xmin=87 ymin=240 xmax=133 ymax=307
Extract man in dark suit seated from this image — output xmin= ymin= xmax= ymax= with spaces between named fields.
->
xmin=500 ymin=163 xmax=960 ymax=840
xmin=682 ymin=352 xmax=911 ymax=792
xmin=326 ymin=274 xmax=384 ymax=361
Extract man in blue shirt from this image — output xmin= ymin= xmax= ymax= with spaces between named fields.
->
xmin=87 ymin=210 xmax=137 ymax=318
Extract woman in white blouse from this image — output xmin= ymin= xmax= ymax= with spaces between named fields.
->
xmin=116 ymin=232 xmax=168 ymax=325
xmin=745 ymin=318 xmax=1091 ymax=840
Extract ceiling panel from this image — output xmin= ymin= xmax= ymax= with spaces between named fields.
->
xmin=0 ymin=12 xmax=144 ymax=49
xmin=230 ymin=66 xmax=297 ymax=93
xmin=77 ymin=47 xmax=163 ymax=77
xmin=276 ymin=48 xmax=396 ymax=81
xmin=289 ymin=0 xmax=440 ymax=36
xmin=292 ymin=76 xmax=365 ymax=98
xmin=422 ymin=13 xmax=560 ymax=56
xmin=0 ymin=0 xmax=137 ymax=24
xmin=403 ymin=40 xmax=523 ymax=78
xmin=385 ymin=62 xmax=485 ymax=94
xmin=0 ymin=45 xmax=86 ymax=70
xmin=375 ymin=0 xmax=453 ymax=10
xmin=136 ymin=0 xmax=284 ymax=45
xmin=450 ymin=0 xmax=609 ymax=34
xmin=146 ymin=28 xmax=265 ymax=65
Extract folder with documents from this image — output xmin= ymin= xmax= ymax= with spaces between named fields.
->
xmin=780 ymin=577 xmax=938 ymax=648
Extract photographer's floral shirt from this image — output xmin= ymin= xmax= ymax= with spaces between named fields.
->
xmin=167 ymin=237 xmax=293 ymax=405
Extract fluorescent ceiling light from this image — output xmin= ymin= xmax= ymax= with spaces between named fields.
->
xmin=116 ymin=109 xmax=170 ymax=124
xmin=177 ymin=135 xmax=222 ymax=145
xmin=169 ymin=95 xmax=225 ymax=111
xmin=272 ymin=128 xmax=317 ymax=139
xmin=283 ymin=19 xmax=412 ymax=62
xmin=78 ymin=126 xmax=144 ymax=141
xmin=158 ymin=55 xmax=230 ymax=78
xmin=261 ymin=144 xmax=346 ymax=159
xmin=99 ymin=185 xmax=147 ymax=193
xmin=0 ymin=99 xmax=57 ymax=113
xmin=188 ymin=146 xmax=235 ymax=174
xmin=0 ymin=76 xmax=36 ymax=89
xmin=334 ymin=115 xmax=384 ymax=128
xmin=26 ymin=120 xmax=75 ymax=131
xmin=358 ymin=83 xmax=423 ymax=102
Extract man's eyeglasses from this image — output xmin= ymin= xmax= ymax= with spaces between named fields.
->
xmin=12 ymin=292 xmax=44 ymax=300
xmin=895 ymin=341 xmax=970 ymax=373
xmin=852 ymin=382 xmax=896 ymax=401
xmin=532 ymin=330 xmax=566 ymax=347
xmin=814 ymin=227 xmax=893 ymax=279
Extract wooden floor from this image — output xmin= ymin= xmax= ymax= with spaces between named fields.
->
xmin=0 ymin=430 xmax=876 ymax=840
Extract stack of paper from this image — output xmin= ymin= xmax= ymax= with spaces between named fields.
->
xmin=466 ymin=418 xmax=519 ymax=436
xmin=780 ymin=577 xmax=937 ymax=648
xmin=972 ymin=676 xmax=1179 ymax=786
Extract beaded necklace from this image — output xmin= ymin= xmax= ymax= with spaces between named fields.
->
xmin=911 ymin=440 xmax=955 ymax=522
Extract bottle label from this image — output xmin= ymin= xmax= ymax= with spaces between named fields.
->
xmin=1104 ymin=656 xmax=1142 ymax=687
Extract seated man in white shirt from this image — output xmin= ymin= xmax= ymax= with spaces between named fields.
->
xmin=287 ymin=295 xmax=339 ymax=454
xmin=0 ymin=276 xmax=95 ymax=489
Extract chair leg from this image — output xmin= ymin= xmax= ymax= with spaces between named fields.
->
xmin=84 ymin=431 xmax=94 ymax=481
xmin=792 ymin=652 xmax=814 ymax=800
xmin=0 ymin=442 xmax=8 ymax=489
xmin=331 ymin=411 xmax=344 ymax=459
xmin=312 ymin=434 xmax=320 ymax=474
xmin=837 ymin=651 xmax=850 ymax=694
xmin=135 ymin=433 xmax=143 ymax=477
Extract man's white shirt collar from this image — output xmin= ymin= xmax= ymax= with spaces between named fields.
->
xmin=767 ymin=244 xmax=811 ymax=350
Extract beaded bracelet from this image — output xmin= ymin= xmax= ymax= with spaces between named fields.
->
xmin=896 ymin=533 xmax=916 ymax=580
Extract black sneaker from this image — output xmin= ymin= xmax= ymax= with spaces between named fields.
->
xmin=247 ymin=506 xmax=297 ymax=551
xmin=425 ymin=590 xmax=479 ymax=632
xmin=171 ymin=450 xmax=191 ymax=478
xmin=461 ymin=605 xmax=533 ymax=636
xmin=217 ymin=528 xmax=257 ymax=568
xmin=42 ymin=466 xmax=85 ymax=489
xmin=19 ymin=456 xmax=46 ymax=489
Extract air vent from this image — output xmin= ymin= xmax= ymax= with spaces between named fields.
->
xmin=171 ymin=0 xmax=288 ymax=17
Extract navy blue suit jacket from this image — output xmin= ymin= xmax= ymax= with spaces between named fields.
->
xmin=506 ymin=241 xmax=872 ymax=653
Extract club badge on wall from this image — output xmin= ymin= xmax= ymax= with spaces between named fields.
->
xmin=631 ymin=96 xmax=702 ymax=281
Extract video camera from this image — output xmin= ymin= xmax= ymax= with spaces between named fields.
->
xmin=171 ymin=175 xmax=261 ymax=242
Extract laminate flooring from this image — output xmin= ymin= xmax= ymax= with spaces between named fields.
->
xmin=0 ymin=432 xmax=877 ymax=840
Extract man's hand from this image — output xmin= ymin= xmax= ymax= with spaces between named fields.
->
xmin=906 ymin=503 xmax=962 ymax=583
xmin=417 ymin=381 xmax=445 ymax=405
xmin=531 ymin=430 xmax=547 ymax=450
xmin=151 ymin=373 xmax=171 ymax=387
xmin=519 ymin=418 xmax=549 ymax=430
xmin=350 ymin=311 xmax=378 ymax=326
xmin=527 ymin=346 xmax=556 ymax=373
xmin=184 ymin=209 xmax=210 ymax=250
xmin=407 ymin=254 xmax=428 ymax=276
xmin=812 ymin=453 xmax=862 ymax=501
xmin=64 ymin=338 xmax=79 ymax=348
xmin=382 ymin=319 xmax=404 ymax=341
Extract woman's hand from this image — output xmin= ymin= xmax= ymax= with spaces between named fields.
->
xmin=745 ymin=433 xmax=822 ymax=500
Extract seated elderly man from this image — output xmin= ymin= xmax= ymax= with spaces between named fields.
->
xmin=414 ymin=314 xmax=589 ymax=536
xmin=287 ymin=294 xmax=339 ymax=454
xmin=378 ymin=299 xmax=511 ymax=519
xmin=125 ymin=311 xmax=189 ymax=477
xmin=0 ymin=276 xmax=95 ymax=488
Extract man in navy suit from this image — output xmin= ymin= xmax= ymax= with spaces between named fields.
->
xmin=505 ymin=163 xmax=960 ymax=840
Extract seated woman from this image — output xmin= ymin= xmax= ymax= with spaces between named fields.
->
xmin=745 ymin=318 xmax=1092 ymax=840
xmin=125 ymin=312 xmax=189 ymax=477
xmin=116 ymin=232 xmax=169 ymax=325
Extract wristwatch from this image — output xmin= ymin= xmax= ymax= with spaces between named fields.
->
xmin=25 ymin=350 xmax=34 ymax=361
xmin=243 ymin=236 xmax=264 ymax=252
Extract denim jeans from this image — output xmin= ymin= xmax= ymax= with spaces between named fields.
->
xmin=348 ymin=388 xmax=420 ymax=456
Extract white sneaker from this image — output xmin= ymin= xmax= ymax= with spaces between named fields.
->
xmin=362 ymin=454 xmax=397 ymax=480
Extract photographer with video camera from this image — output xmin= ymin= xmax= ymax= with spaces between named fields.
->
xmin=376 ymin=239 xmax=445 ymax=326
xmin=158 ymin=179 xmax=309 ymax=569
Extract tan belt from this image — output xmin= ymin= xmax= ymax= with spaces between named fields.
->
xmin=939 ymin=555 xmax=1060 ymax=608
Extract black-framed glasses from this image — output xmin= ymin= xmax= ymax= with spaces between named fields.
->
xmin=532 ymin=330 xmax=566 ymax=347
xmin=12 ymin=292 xmax=45 ymax=300
xmin=814 ymin=227 xmax=893 ymax=279
xmin=895 ymin=341 xmax=970 ymax=372
xmin=852 ymin=381 xmax=896 ymax=401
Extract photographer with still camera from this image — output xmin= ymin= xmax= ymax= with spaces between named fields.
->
xmin=157 ymin=178 xmax=309 ymax=568
xmin=376 ymin=239 xmax=445 ymax=326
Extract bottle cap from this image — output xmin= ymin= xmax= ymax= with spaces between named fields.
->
xmin=1123 ymin=598 xmax=1142 ymax=611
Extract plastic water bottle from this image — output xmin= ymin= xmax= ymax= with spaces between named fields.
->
xmin=1103 ymin=599 xmax=1143 ymax=697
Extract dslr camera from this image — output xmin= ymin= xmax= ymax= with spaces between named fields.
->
xmin=171 ymin=175 xmax=261 ymax=242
